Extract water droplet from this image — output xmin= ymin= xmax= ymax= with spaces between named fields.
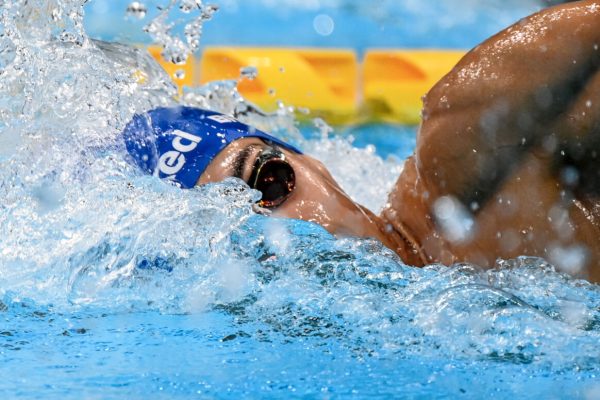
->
xmin=548 ymin=244 xmax=588 ymax=275
xmin=174 ymin=69 xmax=185 ymax=80
xmin=313 ymin=118 xmax=334 ymax=139
xmin=433 ymin=196 xmax=476 ymax=244
xmin=560 ymin=166 xmax=579 ymax=187
xmin=240 ymin=66 xmax=258 ymax=80
xmin=440 ymin=95 xmax=450 ymax=109
xmin=265 ymin=219 xmax=290 ymax=254
xmin=161 ymin=42 xmax=189 ymax=65
xmin=0 ymin=37 xmax=17 ymax=69
xmin=313 ymin=14 xmax=334 ymax=36
xmin=202 ymin=4 xmax=219 ymax=19
xmin=51 ymin=8 xmax=62 ymax=22
xmin=180 ymin=0 xmax=201 ymax=14
xmin=126 ymin=1 xmax=147 ymax=20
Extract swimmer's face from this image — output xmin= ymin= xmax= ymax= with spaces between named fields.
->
xmin=198 ymin=138 xmax=388 ymax=243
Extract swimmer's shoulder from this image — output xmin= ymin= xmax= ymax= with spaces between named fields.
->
xmin=381 ymin=156 xmax=454 ymax=265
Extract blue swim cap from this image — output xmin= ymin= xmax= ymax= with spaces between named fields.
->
xmin=123 ymin=106 xmax=302 ymax=188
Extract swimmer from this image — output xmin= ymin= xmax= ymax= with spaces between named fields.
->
xmin=124 ymin=0 xmax=600 ymax=282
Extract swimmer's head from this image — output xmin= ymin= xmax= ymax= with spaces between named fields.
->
xmin=124 ymin=106 xmax=393 ymax=248
xmin=123 ymin=106 xmax=301 ymax=189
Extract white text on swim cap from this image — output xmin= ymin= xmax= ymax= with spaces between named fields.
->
xmin=158 ymin=129 xmax=202 ymax=176
xmin=208 ymin=114 xmax=237 ymax=124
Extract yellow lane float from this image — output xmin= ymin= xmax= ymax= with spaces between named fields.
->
xmin=147 ymin=46 xmax=466 ymax=125
xmin=200 ymin=47 xmax=358 ymax=124
xmin=363 ymin=50 xmax=465 ymax=125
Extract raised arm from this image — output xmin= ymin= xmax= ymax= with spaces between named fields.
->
xmin=417 ymin=0 xmax=600 ymax=208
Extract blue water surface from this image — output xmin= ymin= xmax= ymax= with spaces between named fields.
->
xmin=2 ymin=1 xmax=600 ymax=400
xmin=3 ymin=213 xmax=600 ymax=399
xmin=3 ymin=304 xmax=597 ymax=399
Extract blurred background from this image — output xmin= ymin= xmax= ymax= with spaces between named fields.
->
xmin=84 ymin=0 xmax=565 ymax=52
xmin=82 ymin=0 xmax=577 ymax=158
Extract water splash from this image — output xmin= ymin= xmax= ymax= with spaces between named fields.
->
xmin=227 ymin=218 xmax=600 ymax=368
xmin=181 ymin=78 xmax=305 ymax=146
xmin=0 ymin=2 xmax=599 ymax=393
xmin=142 ymin=0 xmax=217 ymax=65
xmin=303 ymin=135 xmax=403 ymax=212
xmin=0 ymin=0 xmax=185 ymax=307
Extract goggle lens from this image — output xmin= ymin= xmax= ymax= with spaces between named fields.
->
xmin=249 ymin=148 xmax=295 ymax=209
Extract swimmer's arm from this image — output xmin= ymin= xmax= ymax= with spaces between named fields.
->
xmin=416 ymin=0 xmax=600 ymax=208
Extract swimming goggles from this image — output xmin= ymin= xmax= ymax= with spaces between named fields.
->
xmin=248 ymin=146 xmax=296 ymax=209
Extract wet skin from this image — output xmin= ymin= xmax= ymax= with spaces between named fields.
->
xmin=387 ymin=0 xmax=600 ymax=282
xmin=199 ymin=0 xmax=600 ymax=282
xmin=198 ymin=138 xmax=402 ymax=253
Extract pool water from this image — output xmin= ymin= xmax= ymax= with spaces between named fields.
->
xmin=1 ymin=1 xmax=600 ymax=399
